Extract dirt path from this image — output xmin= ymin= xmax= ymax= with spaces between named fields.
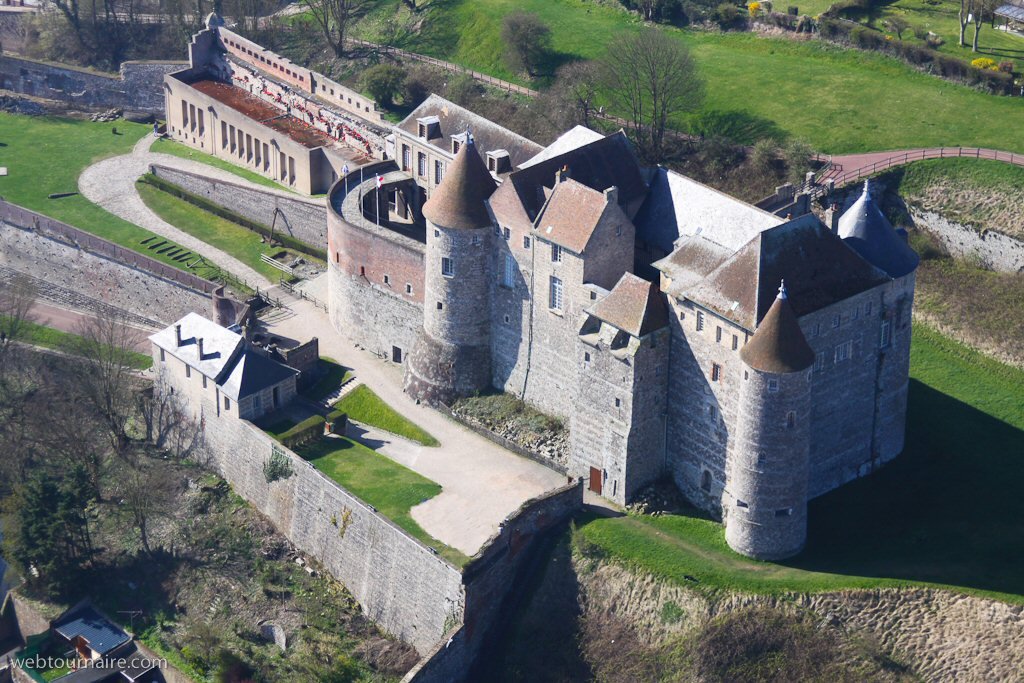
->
xmin=822 ymin=147 xmax=1024 ymax=186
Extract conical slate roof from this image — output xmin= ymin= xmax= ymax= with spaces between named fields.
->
xmin=837 ymin=181 xmax=919 ymax=278
xmin=422 ymin=136 xmax=497 ymax=230
xmin=740 ymin=282 xmax=815 ymax=374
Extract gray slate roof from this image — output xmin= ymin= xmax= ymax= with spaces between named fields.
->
xmin=837 ymin=181 xmax=920 ymax=278
xmin=54 ymin=604 xmax=131 ymax=657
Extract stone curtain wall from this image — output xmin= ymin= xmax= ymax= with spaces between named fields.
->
xmin=198 ymin=412 xmax=465 ymax=654
xmin=911 ymin=209 xmax=1024 ymax=273
xmin=0 ymin=55 xmax=185 ymax=113
xmin=0 ymin=219 xmax=210 ymax=326
xmin=149 ymin=164 xmax=327 ymax=250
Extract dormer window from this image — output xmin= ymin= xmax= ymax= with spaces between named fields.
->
xmin=486 ymin=149 xmax=512 ymax=174
xmin=451 ymin=132 xmax=468 ymax=155
xmin=416 ymin=116 xmax=440 ymax=140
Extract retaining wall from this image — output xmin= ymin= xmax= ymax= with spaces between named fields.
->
xmin=0 ymin=214 xmax=211 ymax=326
xmin=911 ymin=209 xmax=1024 ymax=273
xmin=0 ymin=54 xmax=185 ymax=113
xmin=148 ymin=164 xmax=326 ymax=250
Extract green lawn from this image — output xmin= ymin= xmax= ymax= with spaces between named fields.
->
xmin=302 ymin=357 xmax=354 ymax=402
xmin=0 ymin=114 xmax=214 ymax=275
xmin=150 ymin=137 xmax=299 ymax=194
xmin=14 ymin=320 xmax=153 ymax=370
xmin=355 ymin=0 xmax=1024 ymax=153
xmin=334 ymin=384 xmax=439 ymax=446
xmin=579 ymin=324 xmax=1024 ymax=603
xmin=885 ymin=156 xmax=1024 ymax=197
xmin=136 ymin=179 xmax=291 ymax=281
xmin=297 ymin=436 xmax=466 ymax=565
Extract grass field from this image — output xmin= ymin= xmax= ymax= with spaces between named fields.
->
xmin=354 ymin=0 xmax=1024 ymax=153
xmin=578 ymin=324 xmax=1024 ymax=603
xmin=0 ymin=114 xmax=217 ymax=275
xmin=334 ymin=384 xmax=439 ymax=446
xmin=150 ymin=137 xmax=299 ymax=193
xmin=16 ymin=320 xmax=154 ymax=370
xmin=297 ymin=436 xmax=466 ymax=564
xmin=136 ymin=180 xmax=288 ymax=280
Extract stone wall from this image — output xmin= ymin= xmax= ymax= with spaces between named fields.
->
xmin=149 ymin=164 xmax=327 ymax=250
xmin=0 ymin=219 xmax=211 ymax=326
xmin=911 ymin=209 xmax=1024 ymax=273
xmin=191 ymin=406 xmax=465 ymax=654
xmin=0 ymin=54 xmax=184 ymax=113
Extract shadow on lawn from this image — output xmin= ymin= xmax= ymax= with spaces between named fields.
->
xmin=790 ymin=379 xmax=1024 ymax=597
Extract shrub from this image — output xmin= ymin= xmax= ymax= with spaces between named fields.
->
xmin=278 ymin=415 xmax=326 ymax=450
xmin=787 ymin=4 xmax=798 ymax=14
xmin=713 ymin=2 xmax=743 ymax=28
xmin=402 ymin=65 xmax=439 ymax=108
xmin=748 ymin=1 xmax=761 ymax=15
xmin=360 ymin=63 xmax=406 ymax=108
xmin=998 ymin=60 xmax=1015 ymax=74
xmin=925 ymin=32 xmax=944 ymax=48
xmin=971 ymin=57 xmax=998 ymax=71
xmin=501 ymin=11 xmax=552 ymax=76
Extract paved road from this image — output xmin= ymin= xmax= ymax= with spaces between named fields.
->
xmin=29 ymin=301 xmax=154 ymax=352
xmin=78 ymin=135 xmax=296 ymax=289
xmin=264 ymin=291 xmax=567 ymax=557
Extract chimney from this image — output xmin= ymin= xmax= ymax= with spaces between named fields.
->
xmin=197 ymin=338 xmax=205 ymax=360
xmin=556 ymin=164 xmax=570 ymax=183
xmin=174 ymin=324 xmax=182 ymax=347
xmin=824 ymin=203 xmax=841 ymax=233
xmin=603 ymin=185 xmax=618 ymax=206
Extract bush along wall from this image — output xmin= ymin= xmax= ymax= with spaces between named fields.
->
xmin=279 ymin=415 xmax=327 ymax=450
xmin=138 ymin=173 xmax=328 ymax=261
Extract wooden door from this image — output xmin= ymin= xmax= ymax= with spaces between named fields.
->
xmin=589 ymin=467 xmax=602 ymax=495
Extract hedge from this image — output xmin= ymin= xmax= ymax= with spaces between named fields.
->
xmin=279 ymin=414 xmax=326 ymax=449
xmin=326 ymin=408 xmax=349 ymax=435
xmin=139 ymin=173 xmax=327 ymax=261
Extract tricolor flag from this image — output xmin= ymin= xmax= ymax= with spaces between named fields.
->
xmin=376 ymin=174 xmax=384 ymax=189
xmin=342 ymin=164 xmax=350 ymax=176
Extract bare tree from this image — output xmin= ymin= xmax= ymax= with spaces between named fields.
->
xmin=548 ymin=61 xmax=601 ymax=129
xmin=883 ymin=16 xmax=909 ymax=40
xmin=600 ymin=29 xmax=704 ymax=163
xmin=501 ymin=11 xmax=552 ymax=77
xmin=971 ymin=0 xmax=998 ymax=51
xmin=115 ymin=456 xmax=179 ymax=556
xmin=0 ymin=274 xmax=37 ymax=347
xmin=959 ymin=0 xmax=974 ymax=47
xmin=302 ymin=0 xmax=370 ymax=57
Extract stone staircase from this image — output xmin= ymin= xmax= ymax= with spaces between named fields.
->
xmin=0 ymin=265 xmax=163 ymax=329
xmin=320 ymin=376 xmax=361 ymax=409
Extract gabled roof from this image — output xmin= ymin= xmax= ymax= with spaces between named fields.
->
xmin=422 ymin=137 xmax=497 ymax=230
xmin=653 ymin=234 xmax=732 ymax=292
xmin=54 ymin=604 xmax=130 ymax=657
xmin=589 ymin=273 xmax=669 ymax=338
xmin=837 ymin=181 xmax=919 ymax=278
xmin=533 ymin=178 xmax=610 ymax=253
xmin=635 ymin=167 xmax=783 ymax=255
xmin=685 ymin=215 xmax=890 ymax=330
xmin=519 ymin=125 xmax=604 ymax=169
xmin=221 ymin=348 xmax=300 ymax=401
xmin=396 ymin=94 xmax=542 ymax=168
xmin=505 ymin=131 xmax=647 ymax=221
xmin=740 ymin=282 xmax=815 ymax=374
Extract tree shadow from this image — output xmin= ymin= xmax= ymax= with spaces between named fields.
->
xmin=686 ymin=109 xmax=788 ymax=145
xmin=788 ymin=379 xmax=1024 ymax=598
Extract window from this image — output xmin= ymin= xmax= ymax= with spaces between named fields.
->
xmin=851 ymin=305 xmax=860 ymax=320
xmin=417 ymin=152 xmax=427 ymax=177
xmin=775 ymin=508 xmax=793 ymax=517
xmin=865 ymin=302 xmax=873 ymax=316
xmin=737 ymin=499 xmax=749 ymax=509
xmin=832 ymin=314 xmax=841 ymax=329
xmin=549 ymin=275 xmax=563 ymax=310
xmin=406 ymin=283 xmax=413 ymax=294
xmin=708 ymin=404 xmax=717 ymax=420
xmin=551 ymin=243 xmax=563 ymax=262
xmin=401 ymin=145 xmax=411 ymax=172
xmin=880 ymin=319 xmax=892 ymax=348
xmin=417 ymin=122 xmax=426 ymax=138
xmin=701 ymin=471 xmax=712 ymax=492
xmin=434 ymin=228 xmax=440 ymax=237
xmin=202 ymin=375 xmax=207 ymax=389
xmin=383 ymin=274 xmax=390 ymax=285
xmin=185 ymin=364 xmax=191 ymax=378
xmin=767 ymin=379 xmax=779 ymax=392
xmin=503 ymin=227 xmax=510 ymax=240
xmin=757 ymin=452 xmax=766 ymax=466
xmin=224 ymin=397 xmax=231 ymax=411
xmin=434 ymin=159 xmax=444 ymax=185
xmin=716 ymin=326 xmax=723 ymax=343
xmin=502 ymin=255 xmax=515 ymax=288
xmin=505 ymin=314 xmax=511 ymax=324
xmin=437 ymin=301 xmax=443 ymax=310
xmin=615 ymin=225 xmax=623 ymax=237
xmin=696 ymin=311 xmax=705 ymax=331
xmin=160 ymin=348 xmax=165 ymax=362
xmin=812 ymin=323 xmax=821 ymax=338
xmin=814 ymin=351 xmax=827 ymax=371
xmin=441 ymin=257 xmax=454 ymax=277
xmin=786 ymin=411 xmax=796 ymax=428
xmin=523 ymin=236 xmax=531 ymax=249
xmin=732 ymin=334 xmax=739 ymax=351
xmin=584 ymin=351 xmax=591 ymax=363
xmin=711 ymin=363 xmax=721 ymax=382
xmin=835 ymin=340 xmax=853 ymax=362
xmin=452 ymin=139 xmax=461 ymax=155
xmin=615 ymin=397 xmax=621 ymax=408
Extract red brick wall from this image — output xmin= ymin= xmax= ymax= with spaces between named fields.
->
xmin=328 ymin=217 xmax=425 ymax=306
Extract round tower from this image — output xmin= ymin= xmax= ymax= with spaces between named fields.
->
xmin=725 ymin=282 xmax=815 ymax=560
xmin=403 ymin=136 xmax=497 ymax=404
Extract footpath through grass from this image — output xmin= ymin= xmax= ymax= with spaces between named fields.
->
xmin=358 ymin=0 xmax=1024 ymax=153
xmin=579 ymin=324 xmax=1024 ymax=603
xmin=298 ymin=436 xmax=466 ymax=565
xmin=0 ymin=114 xmax=217 ymax=276
xmin=334 ymin=384 xmax=439 ymax=446
xmin=136 ymin=179 xmax=286 ymax=281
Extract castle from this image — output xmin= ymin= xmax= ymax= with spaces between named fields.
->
xmin=329 ymin=108 xmax=918 ymax=561
xmin=164 ymin=19 xmax=918 ymax=560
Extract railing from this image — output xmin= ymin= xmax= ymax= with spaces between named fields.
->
xmin=0 ymin=199 xmax=220 ymax=294
xmin=279 ymin=277 xmax=328 ymax=312
xmin=827 ymin=147 xmax=1024 ymax=188
xmin=260 ymin=253 xmax=295 ymax=274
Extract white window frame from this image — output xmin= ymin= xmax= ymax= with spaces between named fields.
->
xmin=502 ymin=254 xmax=515 ymax=288
xmin=880 ymin=319 xmax=892 ymax=348
xmin=441 ymin=256 xmax=454 ymax=277
xmin=549 ymin=275 xmax=563 ymax=310
xmin=835 ymin=340 xmax=853 ymax=363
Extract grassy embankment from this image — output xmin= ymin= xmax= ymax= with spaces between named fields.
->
xmin=0 ymin=115 xmax=215 ymax=276
xmin=15 ymin=320 xmax=153 ymax=370
xmin=579 ymin=324 xmax=1024 ymax=604
xmin=353 ymin=0 xmax=1024 ymax=152
xmin=334 ymin=384 xmax=439 ymax=446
